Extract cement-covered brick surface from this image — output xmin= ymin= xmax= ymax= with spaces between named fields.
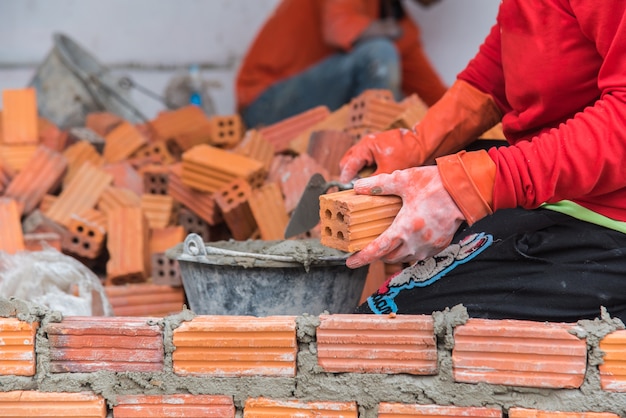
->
xmin=1 ymin=298 xmax=626 ymax=417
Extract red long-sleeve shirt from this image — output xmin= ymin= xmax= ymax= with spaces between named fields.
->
xmin=458 ymin=0 xmax=626 ymax=222
xmin=235 ymin=0 xmax=447 ymax=110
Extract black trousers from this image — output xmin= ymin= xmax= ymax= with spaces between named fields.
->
xmin=355 ymin=208 xmax=626 ymax=322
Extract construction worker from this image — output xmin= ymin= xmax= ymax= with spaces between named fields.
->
xmin=339 ymin=0 xmax=626 ymax=322
xmin=236 ymin=0 xmax=447 ymax=128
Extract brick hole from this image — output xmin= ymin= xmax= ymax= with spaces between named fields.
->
xmin=359 ymin=100 xmax=365 ymax=108
xmin=157 ymin=258 xmax=164 ymax=266
xmin=219 ymin=132 xmax=225 ymax=137
xmin=219 ymin=121 xmax=225 ymax=127
xmin=82 ymin=242 xmax=90 ymax=250
xmin=153 ymin=146 xmax=162 ymax=154
xmin=228 ymin=120 xmax=234 ymax=126
xmin=160 ymin=177 xmax=167 ymax=184
xmin=228 ymin=130 xmax=235 ymax=136
xmin=337 ymin=231 xmax=344 ymax=239
xmin=337 ymin=212 xmax=344 ymax=222
xmin=71 ymin=236 xmax=80 ymax=245
xmin=158 ymin=270 xmax=165 ymax=277
xmin=170 ymin=269 xmax=177 ymax=276
xmin=87 ymin=230 xmax=95 ymax=237
xmin=150 ymin=188 xmax=158 ymax=194
xmin=77 ymin=225 xmax=84 ymax=233
xmin=324 ymin=209 xmax=332 ymax=219
xmin=227 ymin=198 xmax=234 ymax=205
xmin=237 ymin=191 xmax=245 ymax=198
xmin=324 ymin=226 xmax=332 ymax=236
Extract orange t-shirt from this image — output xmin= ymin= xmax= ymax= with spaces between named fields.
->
xmin=235 ymin=0 xmax=447 ymax=110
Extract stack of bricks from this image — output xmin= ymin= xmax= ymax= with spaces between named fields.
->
xmin=0 ymin=86 xmax=505 ymax=314
xmin=0 ymin=297 xmax=625 ymax=417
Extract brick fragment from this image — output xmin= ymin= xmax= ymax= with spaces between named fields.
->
xmin=319 ymin=189 xmax=401 ymax=252
xmin=2 ymin=87 xmax=38 ymax=144
xmin=102 ymin=161 xmax=144 ymax=195
xmin=258 ymin=105 xmax=330 ymax=153
xmin=4 ymin=145 xmax=67 ymax=215
xmin=149 ymin=105 xmax=212 ymax=151
xmin=181 ymin=144 xmax=266 ymax=193
xmin=0 ymin=318 xmax=38 ymax=376
xmin=113 ymin=394 xmax=235 ymax=418
xmin=105 ymin=283 xmax=185 ymax=316
xmin=307 ymin=129 xmax=354 ymax=179
xmin=168 ymin=162 xmax=222 ymax=225
xmin=248 ymin=182 xmax=290 ymax=240
xmin=103 ymin=121 xmax=148 ymax=163
xmin=106 ymin=207 xmax=150 ymax=285
xmin=141 ymin=194 xmax=177 ymax=229
xmin=452 ymin=318 xmax=587 ymax=388
xmin=46 ymin=316 xmax=164 ymax=373
xmin=173 ymin=316 xmax=297 ymax=377
xmin=378 ymin=403 xmax=502 ymax=418
xmin=0 ymin=198 xmax=24 ymax=254
xmin=244 ymin=398 xmax=357 ymax=417
xmin=0 ymin=391 xmax=106 ymax=417
xmin=233 ymin=129 xmax=275 ymax=171
xmin=45 ymin=162 xmax=113 ymax=227
xmin=279 ymin=153 xmax=329 ymax=213
xmin=317 ymin=314 xmax=436 ymax=374
xmin=214 ymin=179 xmax=257 ymax=240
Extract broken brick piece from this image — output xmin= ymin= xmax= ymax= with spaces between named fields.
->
xmin=214 ymin=179 xmax=257 ymax=240
xmin=4 ymin=145 xmax=67 ymax=215
xmin=0 ymin=318 xmax=38 ymax=376
xmin=46 ymin=162 xmax=113 ymax=227
xmin=244 ymin=398 xmax=357 ymax=417
xmin=208 ymin=114 xmax=244 ymax=148
xmin=2 ymin=87 xmax=38 ymax=145
xmin=103 ymin=121 xmax=148 ymax=163
xmin=181 ymin=144 xmax=266 ymax=193
xmin=141 ymin=193 xmax=177 ymax=229
xmin=113 ymin=394 xmax=235 ymax=417
xmin=248 ymin=182 xmax=290 ymax=240
xmin=233 ymin=129 xmax=275 ymax=171
xmin=172 ymin=316 xmax=297 ymax=377
xmin=307 ymin=130 xmax=354 ymax=179
xmin=452 ymin=318 xmax=587 ymax=389
xmin=318 ymin=314 xmax=436 ymax=375
xmin=319 ymin=189 xmax=401 ymax=252
xmin=279 ymin=153 xmax=330 ymax=213
xmin=106 ymin=206 xmax=150 ymax=285
xmin=140 ymin=163 xmax=170 ymax=195
xmin=0 ymin=198 xmax=25 ymax=254
xmin=258 ymin=105 xmax=331 ymax=153
xmin=45 ymin=316 xmax=163 ymax=373
xmin=105 ymin=283 xmax=185 ymax=316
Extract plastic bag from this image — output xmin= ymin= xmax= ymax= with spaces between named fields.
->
xmin=0 ymin=246 xmax=113 ymax=316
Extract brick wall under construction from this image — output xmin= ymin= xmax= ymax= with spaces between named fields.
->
xmin=1 ymin=297 xmax=626 ymax=417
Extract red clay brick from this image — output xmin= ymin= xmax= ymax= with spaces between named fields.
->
xmin=63 ymin=209 xmax=107 ymax=259
xmin=132 ymin=140 xmax=176 ymax=165
xmin=317 ymin=314 xmax=436 ymax=374
xmin=103 ymin=121 xmax=148 ymax=163
xmin=113 ymin=394 xmax=235 ymax=417
xmin=62 ymin=140 xmax=105 ymax=186
xmin=181 ymin=144 xmax=266 ymax=193
xmin=319 ymin=189 xmax=401 ymax=252
xmin=0 ymin=156 xmax=14 ymax=194
xmin=105 ymin=283 xmax=185 ymax=317
xmin=151 ymin=252 xmax=183 ymax=287
xmin=289 ymin=104 xmax=350 ymax=154
xmin=139 ymin=163 xmax=170 ymax=195
xmin=46 ymin=162 xmax=113 ymax=227
xmin=307 ymin=129 xmax=354 ymax=179
xmin=0 ymin=318 xmax=37 ymax=376
xmin=23 ymin=231 xmax=62 ymax=252
xmin=102 ymin=161 xmax=144 ymax=195
xmin=2 ymin=87 xmax=38 ymax=145
xmin=38 ymin=117 xmax=68 ymax=152
xmin=0 ymin=391 xmax=106 ymax=417
xmin=244 ymin=397 xmax=357 ymax=417
xmin=248 ymin=182 xmax=290 ymax=240
xmin=279 ymin=153 xmax=330 ymax=214
xmin=4 ymin=145 xmax=68 ymax=215
xmin=0 ymin=198 xmax=24 ymax=254
xmin=0 ymin=143 xmax=38 ymax=172
xmin=173 ymin=316 xmax=297 ymax=377
xmin=85 ymin=111 xmax=123 ymax=136
xmin=149 ymin=105 xmax=212 ymax=151
xmin=150 ymin=225 xmax=185 ymax=254
xmin=508 ymin=408 xmax=619 ymax=418
xmin=347 ymin=96 xmax=404 ymax=131
xmin=452 ymin=318 xmax=587 ymax=388
xmin=233 ymin=129 xmax=275 ymax=171
xmin=178 ymin=206 xmax=212 ymax=241
xmin=141 ymin=193 xmax=177 ymax=229
xmin=390 ymin=93 xmax=429 ymax=129
xmin=168 ymin=162 xmax=222 ymax=226
xmin=106 ymin=207 xmax=150 ymax=285
xmin=208 ymin=114 xmax=244 ymax=148
xmin=378 ymin=403 xmax=502 ymax=418
xmin=258 ymin=105 xmax=331 ymax=153
xmin=45 ymin=316 xmax=163 ymax=373
xmin=97 ymin=186 xmax=142 ymax=217
xmin=214 ymin=178 xmax=257 ymax=240
xmin=599 ymin=330 xmax=626 ymax=391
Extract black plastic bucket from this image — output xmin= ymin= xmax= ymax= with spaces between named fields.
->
xmin=168 ymin=233 xmax=368 ymax=316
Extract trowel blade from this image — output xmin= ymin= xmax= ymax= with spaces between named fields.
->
xmin=284 ymin=173 xmax=328 ymax=238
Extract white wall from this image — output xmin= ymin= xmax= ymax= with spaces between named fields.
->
xmin=0 ymin=0 xmax=499 ymax=120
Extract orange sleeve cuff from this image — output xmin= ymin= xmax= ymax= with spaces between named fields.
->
xmin=436 ymin=150 xmax=496 ymax=225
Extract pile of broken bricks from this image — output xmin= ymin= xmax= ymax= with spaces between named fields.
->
xmin=0 ymin=86 xmax=504 ymax=317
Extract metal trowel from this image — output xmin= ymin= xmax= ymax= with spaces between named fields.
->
xmin=284 ymin=167 xmax=375 ymax=238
